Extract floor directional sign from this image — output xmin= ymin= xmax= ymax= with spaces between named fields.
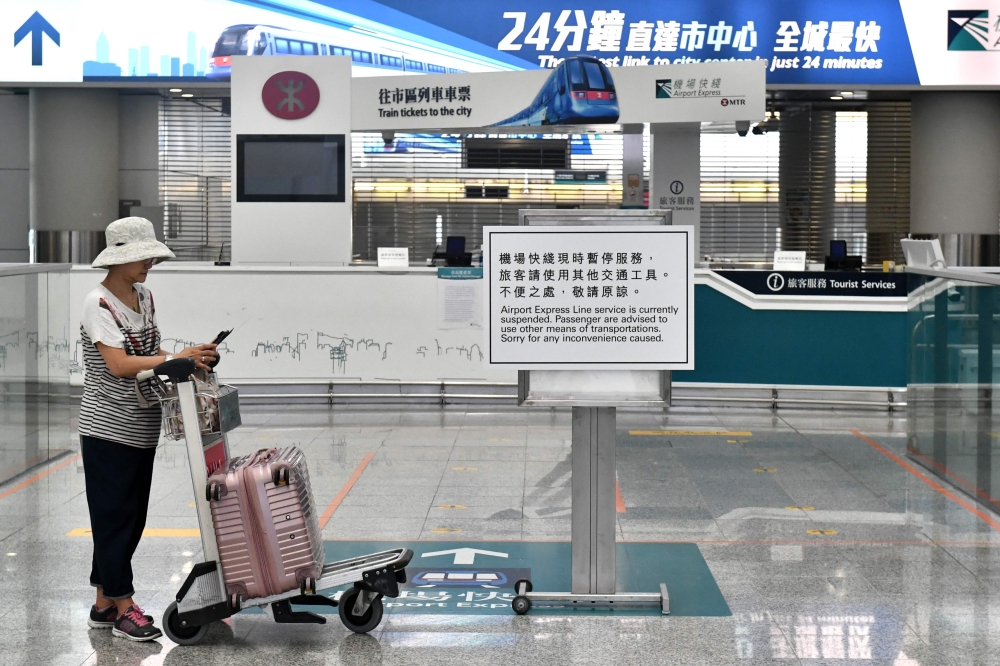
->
xmin=308 ymin=541 xmax=732 ymax=617
xmin=14 ymin=11 xmax=59 ymax=66
xmin=421 ymin=547 xmax=510 ymax=565
xmin=2 ymin=1 xmax=81 ymax=82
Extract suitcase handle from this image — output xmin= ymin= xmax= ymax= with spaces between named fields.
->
xmin=251 ymin=448 xmax=279 ymax=466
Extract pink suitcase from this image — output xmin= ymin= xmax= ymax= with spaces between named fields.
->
xmin=207 ymin=447 xmax=324 ymax=602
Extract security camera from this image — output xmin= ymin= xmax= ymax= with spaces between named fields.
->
xmin=382 ymin=130 xmax=395 ymax=147
xmin=735 ymin=121 xmax=750 ymax=137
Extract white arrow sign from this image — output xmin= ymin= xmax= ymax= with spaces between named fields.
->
xmin=420 ymin=548 xmax=509 ymax=565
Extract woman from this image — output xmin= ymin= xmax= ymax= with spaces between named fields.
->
xmin=79 ymin=217 xmax=218 ymax=642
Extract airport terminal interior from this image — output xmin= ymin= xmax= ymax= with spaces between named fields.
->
xmin=3 ymin=2 xmax=1000 ymax=664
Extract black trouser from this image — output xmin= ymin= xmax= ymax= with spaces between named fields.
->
xmin=81 ymin=435 xmax=157 ymax=600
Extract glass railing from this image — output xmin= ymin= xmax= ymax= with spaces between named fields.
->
xmin=908 ymin=266 xmax=1000 ymax=512
xmin=0 ymin=264 xmax=72 ymax=485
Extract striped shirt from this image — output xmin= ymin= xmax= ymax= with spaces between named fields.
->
xmin=78 ymin=284 xmax=163 ymax=448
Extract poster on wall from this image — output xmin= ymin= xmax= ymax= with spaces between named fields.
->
xmin=1 ymin=1 xmax=999 ymax=86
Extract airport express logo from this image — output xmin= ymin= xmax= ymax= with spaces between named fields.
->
xmin=656 ymin=77 xmax=732 ymax=101
xmin=948 ymin=10 xmax=1000 ymax=50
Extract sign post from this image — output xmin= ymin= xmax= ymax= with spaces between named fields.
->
xmin=484 ymin=210 xmax=692 ymax=614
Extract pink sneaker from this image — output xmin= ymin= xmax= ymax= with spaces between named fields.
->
xmin=87 ymin=604 xmax=118 ymax=629
xmin=112 ymin=605 xmax=162 ymax=642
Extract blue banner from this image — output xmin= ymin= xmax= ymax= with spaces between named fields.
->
xmin=3 ymin=1 xmax=997 ymax=86
xmin=368 ymin=0 xmax=920 ymax=84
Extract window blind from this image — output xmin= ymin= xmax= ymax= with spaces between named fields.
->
xmin=159 ymin=96 xmax=232 ymax=262
xmin=157 ymin=98 xmax=907 ymax=266
xmin=351 ymin=133 xmax=624 ymax=262
xmin=700 ymin=121 xmax=780 ymax=264
xmin=865 ymin=102 xmax=911 ymax=264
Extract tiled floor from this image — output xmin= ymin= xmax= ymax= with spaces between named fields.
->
xmin=0 ymin=404 xmax=998 ymax=665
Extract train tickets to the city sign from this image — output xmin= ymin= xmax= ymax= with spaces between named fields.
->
xmin=482 ymin=226 xmax=694 ymax=369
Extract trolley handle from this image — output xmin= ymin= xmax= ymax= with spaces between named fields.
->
xmin=137 ymin=357 xmax=197 ymax=382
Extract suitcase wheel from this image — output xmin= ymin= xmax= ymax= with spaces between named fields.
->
xmin=272 ymin=468 xmax=291 ymax=486
xmin=300 ymin=577 xmax=316 ymax=595
xmin=206 ymin=482 xmax=223 ymax=502
xmin=230 ymin=593 xmax=242 ymax=611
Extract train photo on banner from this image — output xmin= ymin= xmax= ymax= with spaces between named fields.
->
xmin=207 ymin=24 xmax=466 ymax=79
xmin=491 ymin=56 xmax=618 ymax=127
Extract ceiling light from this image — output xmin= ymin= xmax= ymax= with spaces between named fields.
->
xmin=830 ymin=95 xmax=843 ymax=100
xmin=169 ymin=88 xmax=182 ymax=93
xmin=840 ymin=91 xmax=854 ymax=97
xmin=181 ymin=93 xmax=194 ymax=98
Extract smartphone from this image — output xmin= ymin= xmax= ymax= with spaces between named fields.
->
xmin=206 ymin=330 xmax=231 ymax=370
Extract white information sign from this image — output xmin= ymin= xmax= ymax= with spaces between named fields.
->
xmin=377 ymin=247 xmax=410 ymax=268
xmin=483 ymin=226 xmax=693 ymax=369
xmin=772 ymin=250 xmax=807 ymax=272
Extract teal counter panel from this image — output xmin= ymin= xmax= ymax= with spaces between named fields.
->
xmin=673 ymin=285 xmax=907 ymax=387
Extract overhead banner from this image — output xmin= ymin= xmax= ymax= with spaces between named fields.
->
xmin=1 ymin=1 xmax=999 ymax=86
xmin=351 ymin=59 xmax=765 ymax=131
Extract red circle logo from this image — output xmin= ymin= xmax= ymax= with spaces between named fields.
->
xmin=720 ymin=98 xmax=729 ymax=106
xmin=261 ymin=71 xmax=320 ymax=120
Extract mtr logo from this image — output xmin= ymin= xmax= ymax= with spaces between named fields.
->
xmin=720 ymin=98 xmax=746 ymax=107
xmin=261 ymin=71 xmax=320 ymax=120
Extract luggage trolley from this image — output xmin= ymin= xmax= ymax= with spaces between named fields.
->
xmin=137 ymin=359 xmax=412 ymax=645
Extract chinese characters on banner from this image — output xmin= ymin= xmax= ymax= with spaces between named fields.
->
xmin=377 ymin=84 xmax=472 ymax=119
xmin=497 ymin=11 xmax=882 ymax=72
xmin=483 ymin=226 xmax=694 ymax=369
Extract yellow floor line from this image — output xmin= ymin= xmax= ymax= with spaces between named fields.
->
xmin=67 ymin=528 xmax=200 ymax=537
xmin=629 ymin=430 xmax=752 ymax=437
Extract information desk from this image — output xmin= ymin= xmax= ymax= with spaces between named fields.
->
xmin=681 ymin=270 xmax=908 ymax=389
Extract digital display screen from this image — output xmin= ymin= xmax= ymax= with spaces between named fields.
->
xmin=237 ymin=135 xmax=345 ymax=202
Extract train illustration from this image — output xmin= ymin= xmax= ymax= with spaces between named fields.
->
xmin=208 ymin=24 xmax=468 ymax=79
xmin=491 ymin=56 xmax=619 ymax=127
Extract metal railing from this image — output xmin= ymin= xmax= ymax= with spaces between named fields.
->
xmin=224 ymin=379 xmax=904 ymax=411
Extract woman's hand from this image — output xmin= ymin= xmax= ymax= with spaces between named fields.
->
xmin=175 ymin=344 xmax=219 ymax=372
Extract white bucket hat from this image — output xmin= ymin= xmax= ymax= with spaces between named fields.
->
xmin=91 ymin=217 xmax=176 ymax=268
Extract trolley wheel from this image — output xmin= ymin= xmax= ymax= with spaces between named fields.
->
xmin=514 ymin=578 xmax=533 ymax=594
xmin=338 ymin=586 xmax=383 ymax=634
xmin=163 ymin=601 xmax=209 ymax=646
xmin=512 ymin=595 xmax=531 ymax=615
xmin=272 ymin=468 xmax=290 ymax=486
xmin=300 ymin=576 xmax=316 ymax=595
